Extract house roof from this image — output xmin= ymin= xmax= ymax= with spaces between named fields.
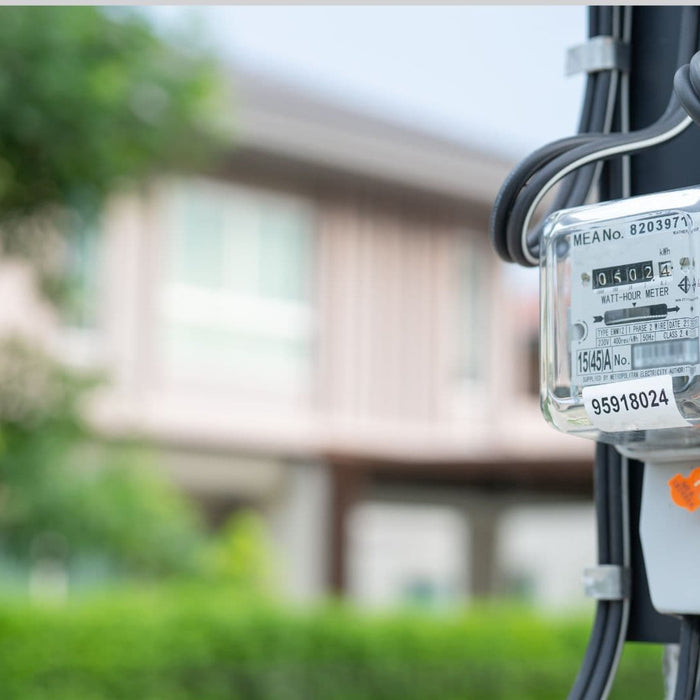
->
xmin=227 ymin=67 xmax=513 ymax=208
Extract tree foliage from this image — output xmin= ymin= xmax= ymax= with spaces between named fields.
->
xmin=0 ymin=6 xmax=222 ymax=232
xmin=0 ymin=9 xmax=231 ymax=587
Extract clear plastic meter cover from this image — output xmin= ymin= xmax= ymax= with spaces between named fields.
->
xmin=541 ymin=186 xmax=700 ymax=452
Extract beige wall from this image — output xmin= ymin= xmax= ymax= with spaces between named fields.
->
xmin=317 ymin=195 xmax=456 ymax=427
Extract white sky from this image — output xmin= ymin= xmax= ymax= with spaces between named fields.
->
xmin=147 ymin=5 xmax=588 ymax=160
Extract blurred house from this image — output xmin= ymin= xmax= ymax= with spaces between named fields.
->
xmin=6 ymin=69 xmax=596 ymax=607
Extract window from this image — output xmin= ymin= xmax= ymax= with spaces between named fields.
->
xmin=498 ymin=504 xmax=595 ymax=608
xmin=159 ymin=179 xmax=315 ymax=395
xmin=347 ymin=503 xmax=467 ymax=608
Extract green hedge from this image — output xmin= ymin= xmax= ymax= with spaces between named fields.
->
xmin=0 ymin=586 xmax=663 ymax=700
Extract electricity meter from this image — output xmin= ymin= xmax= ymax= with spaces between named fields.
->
xmin=541 ymin=185 xmax=700 ymax=454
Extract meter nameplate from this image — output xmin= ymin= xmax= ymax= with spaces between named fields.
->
xmin=582 ymin=375 xmax=689 ymax=431
xmin=570 ymin=210 xmax=699 ymax=392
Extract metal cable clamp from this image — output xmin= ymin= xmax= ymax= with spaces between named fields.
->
xmin=566 ymin=36 xmax=631 ymax=76
xmin=583 ymin=565 xmax=631 ymax=601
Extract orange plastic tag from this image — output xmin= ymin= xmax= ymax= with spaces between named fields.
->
xmin=668 ymin=468 xmax=700 ymax=512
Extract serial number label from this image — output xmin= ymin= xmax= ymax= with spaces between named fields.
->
xmin=628 ymin=214 xmax=690 ymax=236
xmin=589 ymin=388 xmax=669 ymax=415
xmin=582 ymin=375 xmax=689 ymax=432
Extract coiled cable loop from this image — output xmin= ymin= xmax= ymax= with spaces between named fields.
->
xmin=675 ymin=52 xmax=700 ymax=127
xmin=490 ymin=6 xmax=700 ymax=268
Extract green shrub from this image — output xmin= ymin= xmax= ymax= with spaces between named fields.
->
xmin=0 ymin=338 xmax=206 ymax=586
xmin=206 ymin=510 xmax=276 ymax=593
xmin=0 ymin=586 xmax=663 ymax=699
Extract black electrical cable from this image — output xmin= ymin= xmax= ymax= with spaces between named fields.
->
xmin=508 ymin=97 xmax=688 ymax=265
xmin=674 ymin=616 xmax=700 ymax=700
xmin=583 ymin=446 xmax=626 ymax=700
xmin=520 ymin=4 xmax=699 ymax=265
xmin=551 ymin=6 xmax=616 ymax=213
xmin=675 ymin=52 xmax=700 ymax=126
xmin=490 ymin=5 xmax=624 ymax=262
xmin=490 ymin=133 xmax=599 ymax=260
xmin=566 ymin=443 xmax=611 ymax=700
xmin=516 ymin=1 xmax=697 ymax=263
xmin=490 ymin=5 xmax=700 ymax=268
xmin=506 ymin=5 xmax=700 ymax=266
xmin=490 ymin=4 xmax=627 ymax=263
xmin=566 ymin=444 xmax=628 ymax=700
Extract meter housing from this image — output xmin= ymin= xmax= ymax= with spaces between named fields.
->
xmin=541 ymin=186 xmax=700 ymax=453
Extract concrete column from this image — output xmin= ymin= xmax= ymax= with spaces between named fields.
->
xmin=268 ymin=461 xmax=331 ymax=602
xmin=466 ymin=501 xmax=502 ymax=598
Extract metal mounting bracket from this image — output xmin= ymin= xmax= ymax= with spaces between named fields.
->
xmin=566 ymin=36 xmax=631 ymax=76
xmin=583 ymin=564 xmax=631 ymax=601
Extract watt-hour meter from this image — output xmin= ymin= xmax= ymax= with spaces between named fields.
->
xmin=541 ymin=186 xmax=700 ymax=454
